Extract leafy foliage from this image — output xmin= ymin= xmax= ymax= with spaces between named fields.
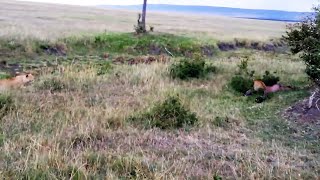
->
xmin=262 ymin=71 xmax=280 ymax=86
xmin=169 ymin=58 xmax=216 ymax=80
xmin=230 ymin=75 xmax=253 ymax=94
xmin=128 ymin=96 xmax=198 ymax=129
xmin=283 ymin=7 xmax=320 ymax=86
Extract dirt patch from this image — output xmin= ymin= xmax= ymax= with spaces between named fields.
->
xmin=0 ymin=61 xmax=23 ymax=75
xmin=217 ymin=42 xmax=237 ymax=51
xmin=201 ymin=45 xmax=215 ymax=57
xmin=112 ymin=55 xmax=170 ymax=65
xmin=283 ymin=90 xmax=320 ymax=140
xmin=148 ymin=44 xmax=164 ymax=55
xmin=40 ymin=43 xmax=67 ymax=56
xmin=217 ymin=39 xmax=288 ymax=52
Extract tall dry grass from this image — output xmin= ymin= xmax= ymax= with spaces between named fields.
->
xmin=1 ymin=54 xmax=317 ymax=179
xmin=0 ymin=0 xmax=286 ymax=41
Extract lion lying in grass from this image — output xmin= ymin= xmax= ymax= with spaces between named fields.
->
xmin=0 ymin=73 xmax=34 ymax=91
xmin=245 ymin=80 xmax=293 ymax=103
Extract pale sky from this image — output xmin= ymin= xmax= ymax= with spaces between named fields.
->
xmin=17 ymin=0 xmax=318 ymax=12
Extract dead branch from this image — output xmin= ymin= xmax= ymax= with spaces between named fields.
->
xmin=164 ymin=47 xmax=174 ymax=57
xmin=308 ymin=88 xmax=319 ymax=108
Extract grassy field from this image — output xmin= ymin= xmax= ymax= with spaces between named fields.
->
xmin=0 ymin=0 xmax=286 ymax=41
xmin=0 ymin=1 xmax=319 ymax=179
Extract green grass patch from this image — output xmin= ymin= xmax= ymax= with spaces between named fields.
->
xmin=0 ymin=73 xmax=11 ymax=79
xmin=128 ymin=96 xmax=198 ymax=130
xmin=0 ymin=33 xmax=217 ymax=59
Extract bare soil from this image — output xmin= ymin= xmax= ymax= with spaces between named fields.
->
xmin=283 ymin=90 xmax=320 ymax=141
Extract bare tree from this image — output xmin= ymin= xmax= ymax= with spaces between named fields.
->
xmin=141 ymin=0 xmax=147 ymax=32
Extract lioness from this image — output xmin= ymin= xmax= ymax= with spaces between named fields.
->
xmin=0 ymin=73 xmax=34 ymax=91
xmin=246 ymin=80 xmax=292 ymax=96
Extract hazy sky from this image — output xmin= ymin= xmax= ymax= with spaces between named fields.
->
xmin=18 ymin=0 xmax=318 ymax=12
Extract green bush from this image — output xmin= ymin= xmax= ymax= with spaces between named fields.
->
xmin=96 ymin=61 xmax=112 ymax=76
xmin=262 ymin=71 xmax=280 ymax=86
xmin=169 ymin=58 xmax=216 ymax=80
xmin=283 ymin=6 xmax=320 ymax=86
xmin=230 ymin=75 xmax=253 ymax=94
xmin=128 ymin=96 xmax=198 ymax=129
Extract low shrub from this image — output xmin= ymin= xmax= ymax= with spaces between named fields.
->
xmin=128 ymin=96 xmax=198 ymax=129
xmin=230 ymin=75 xmax=253 ymax=94
xmin=169 ymin=58 xmax=216 ymax=80
xmin=262 ymin=71 xmax=280 ymax=86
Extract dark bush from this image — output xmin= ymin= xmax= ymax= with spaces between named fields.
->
xmin=230 ymin=76 xmax=253 ymax=94
xmin=262 ymin=71 xmax=280 ymax=86
xmin=169 ymin=58 xmax=216 ymax=80
xmin=128 ymin=96 xmax=198 ymax=129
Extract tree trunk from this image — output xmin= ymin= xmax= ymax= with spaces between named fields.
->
xmin=141 ymin=0 xmax=147 ymax=32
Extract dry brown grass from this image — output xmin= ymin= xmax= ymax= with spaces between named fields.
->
xmin=1 ymin=55 xmax=318 ymax=179
xmin=0 ymin=0 xmax=286 ymax=41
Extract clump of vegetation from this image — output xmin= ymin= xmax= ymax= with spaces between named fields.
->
xmin=284 ymin=6 xmax=320 ymax=86
xmin=128 ymin=96 xmax=198 ymax=129
xmin=169 ymin=57 xmax=216 ymax=80
xmin=0 ymin=94 xmax=14 ymax=117
xmin=262 ymin=71 xmax=280 ymax=86
xmin=36 ymin=78 xmax=66 ymax=93
xmin=230 ymin=56 xmax=254 ymax=93
xmin=111 ymin=156 xmax=154 ymax=179
xmin=0 ymin=73 xmax=11 ymax=80
xmin=96 ymin=61 xmax=112 ymax=76
xmin=213 ymin=116 xmax=230 ymax=128
xmin=230 ymin=76 xmax=253 ymax=94
xmin=20 ymin=166 xmax=85 ymax=180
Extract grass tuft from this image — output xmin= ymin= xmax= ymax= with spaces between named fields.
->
xmin=129 ymin=96 xmax=198 ymax=129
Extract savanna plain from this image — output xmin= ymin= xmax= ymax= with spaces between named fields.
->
xmin=0 ymin=0 xmax=319 ymax=179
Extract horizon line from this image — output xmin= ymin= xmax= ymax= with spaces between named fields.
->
xmin=101 ymin=3 xmax=313 ymax=13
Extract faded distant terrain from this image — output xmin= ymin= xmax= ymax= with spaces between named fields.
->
xmin=105 ymin=4 xmax=312 ymax=22
xmin=0 ymin=0 xmax=287 ymax=40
